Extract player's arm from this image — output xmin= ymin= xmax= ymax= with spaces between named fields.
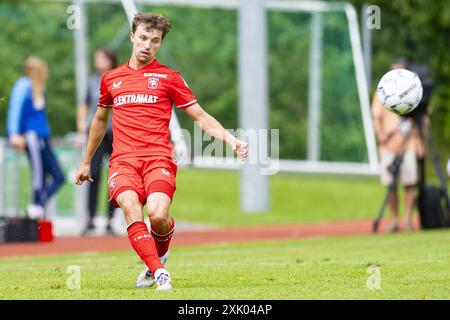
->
xmin=185 ymin=103 xmax=248 ymax=160
xmin=74 ymin=107 xmax=111 ymax=185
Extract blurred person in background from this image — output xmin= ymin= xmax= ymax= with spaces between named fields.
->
xmin=77 ymin=49 xmax=118 ymax=236
xmin=371 ymin=58 xmax=429 ymax=233
xmin=6 ymin=56 xmax=65 ymax=219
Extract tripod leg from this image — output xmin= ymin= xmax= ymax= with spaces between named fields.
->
xmin=373 ymin=187 xmax=392 ymax=233
xmin=373 ymin=162 xmax=400 ymax=234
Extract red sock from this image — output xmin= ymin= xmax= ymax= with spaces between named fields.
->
xmin=151 ymin=217 xmax=175 ymax=257
xmin=127 ymin=221 xmax=164 ymax=274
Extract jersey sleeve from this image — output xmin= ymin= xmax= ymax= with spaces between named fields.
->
xmin=97 ymin=73 xmax=113 ymax=108
xmin=168 ymin=72 xmax=197 ymax=110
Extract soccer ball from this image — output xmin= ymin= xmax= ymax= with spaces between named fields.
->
xmin=376 ymin=68 xmax=423 ymax=115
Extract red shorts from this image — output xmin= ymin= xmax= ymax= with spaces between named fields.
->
xmin=107 ymin=157 xmax=178 ymax=208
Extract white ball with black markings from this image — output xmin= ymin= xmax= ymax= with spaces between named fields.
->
xmin=376 ymin=68 xmax=423 ymax=115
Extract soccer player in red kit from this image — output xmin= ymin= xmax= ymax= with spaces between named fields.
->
xmin=74 ymin=13 xmax=248 ymax=291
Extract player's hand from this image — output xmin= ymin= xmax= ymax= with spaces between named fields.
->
xmin=9 ymin=134 xmax=26 ymax=153
xmin=233 ymin=139 xmax=249 ymax=160
xmin=74 ymin=163 xmax=93 ymax=185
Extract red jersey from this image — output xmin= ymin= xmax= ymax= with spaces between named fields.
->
xmin=98 ymin=59 xmax=197 ymax=161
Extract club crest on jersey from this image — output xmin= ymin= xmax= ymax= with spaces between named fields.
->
xmin=148 ymin=77 xmax=159 ymax=89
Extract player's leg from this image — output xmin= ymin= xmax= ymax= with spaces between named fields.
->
xmin=108 ymin=161 xmax=169 ymax=289
xmin=136 ymin=160 xmax=178 ymax=290
xmin=136 ymin=192 xmax=174 ymax=290
xmin=143 ymin=159 xmax=178 ymax=258
xmin=147 ymin=191 xmax=174 ymax=257
xmin=116 ymin=190 xmax=165 ymax=279
xmin=116 ymin=190 xmax=144 ymax=225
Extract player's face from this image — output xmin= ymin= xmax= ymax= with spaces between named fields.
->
xmin=131 ymin=25 xmax=163 ymax=64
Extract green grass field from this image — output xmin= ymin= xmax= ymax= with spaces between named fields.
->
xmin=173 ymin=169 xmax=388 ymax=225
xmin=1 ymin=230 xmax=449 ymax=300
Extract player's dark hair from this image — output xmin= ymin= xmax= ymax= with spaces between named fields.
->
xmin=132 ymin=13 xmax=171 ymax=39
xmin=98 ymin=48 xmax=118 ymax=69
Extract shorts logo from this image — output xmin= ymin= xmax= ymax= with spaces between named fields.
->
xmin=108 ymin=172 xmax=118 ymax=190
xmin=161 ymin=168 xmax=170 ymax=177
xmin=148 ymin=77 xmax=159 ymax=89
xmin=109 ymin=178 xmax=116 ymax=190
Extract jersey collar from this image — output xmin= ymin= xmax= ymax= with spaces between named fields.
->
xmin=126 ymin=59 xmax=159 ymax=72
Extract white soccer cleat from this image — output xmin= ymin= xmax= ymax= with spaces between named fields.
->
xmin=155 ymin=268 xmax=172 ymax=291
xmin=135 ymin=252 xmax=169 ymax=288
xmin=135 ymin=268 xmax=155 ymax=288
